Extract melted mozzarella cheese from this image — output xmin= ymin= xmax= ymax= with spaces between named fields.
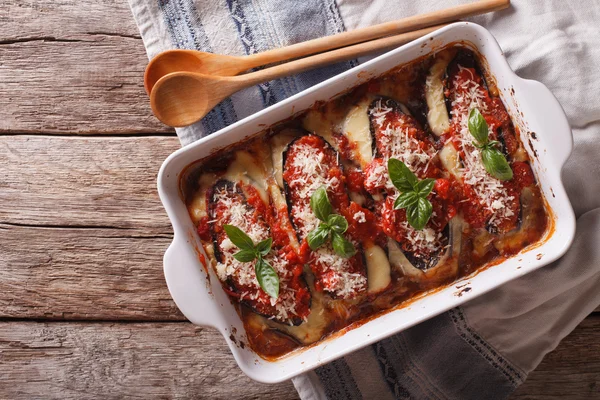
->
xmin=387 ymin=238 xmax=423 ymax=280
xmin=302 ymin=110 xmax=335 ymax=147
xmin=343 ymin=97 xmax=374 ymax=169
xmin=270 ymin=129 xmax=299 ymax=188
xmin=365 ymin=244 xmax=391 ymax=293
xmin=223 ymin=151 xmax=269 ymax=204
xmin=188 ymin=172 xmax=216 ymax=224
xmin=439 ymin=143 xmax=462 ymax=179
xmin=425 ymin=53 xmax=453 ymax=136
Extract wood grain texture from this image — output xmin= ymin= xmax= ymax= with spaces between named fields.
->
xmin=0 ymin=136 xmax=183 ymax=320
xmin=0 ymin=223 xmax=183 ymax=320
xmin=0 ymin=318 xmax=598 ymax=399
xmin=0 ymin=0 xmax=171 ymax=134
xmin=0 ymin=321 xmax=299 ymax=399
xmin=511 ymin=315 xmax=600 ymax=399
xmin=0 ymin=136 xmax=179 ymax=230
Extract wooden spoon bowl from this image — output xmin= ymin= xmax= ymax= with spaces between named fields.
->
xmin=144 ymin=50 xmax=244 ymax=95
xmin=149 ymin=25 xmax=447 ymax=127
xmin=150 ymin=72 xmax=236 ymax=127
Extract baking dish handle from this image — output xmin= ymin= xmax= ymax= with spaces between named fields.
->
xmin=163 ymin=235 xmax=220 ymax=328
xmin=515 ymin=78 xmax=573 ymax=168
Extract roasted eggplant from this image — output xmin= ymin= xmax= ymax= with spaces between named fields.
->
xmin=364 ymin=97 xmax=457 ymax=273
xmin=281 ymin=133 xmax=369 ymax=299
xmin=208 ymin=178 xmax=311 ymax=325
xmin=424 ymin=49 xmax=522 ymax=234
xmin=364 ymin=97 xmax=437 ymax=192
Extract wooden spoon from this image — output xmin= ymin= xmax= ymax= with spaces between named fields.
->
xmin=150 ymin=25 xmax=443 ymax=127
xmin=144 ymin=0 xmax=510 ymax=94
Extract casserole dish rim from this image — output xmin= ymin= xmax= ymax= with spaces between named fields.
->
xmin=157 ymin=22 xmax=575 ymax=383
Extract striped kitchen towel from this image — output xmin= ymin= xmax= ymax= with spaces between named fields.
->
xmin=127 ymin=0 xmax=600 ymax=398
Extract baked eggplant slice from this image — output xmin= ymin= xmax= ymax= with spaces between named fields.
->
xmin=208 ymin=179 xmax=311 ymax=325
xmin=364 ymin=97 xmax=437 ymax=194
xmin=388 ymin=215 xmax=462 ymax=281
xmin=436 ymin=49 xmax=522 ymax=234
xmin=363 ymin=96 xmax=457 ymax=273
xmin=493 ymin=186 xmax=548 ymax=255
xmin=282 ymin=133 xmax=368 ymax=299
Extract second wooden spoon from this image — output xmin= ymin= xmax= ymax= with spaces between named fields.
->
xmin=144 ymin=0 xmax=509 ymax=94
xmin=150 ymin=25 xmax=444 ymax=127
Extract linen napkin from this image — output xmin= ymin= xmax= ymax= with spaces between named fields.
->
xmin=127 ymin=0 xmax=600 ymax=398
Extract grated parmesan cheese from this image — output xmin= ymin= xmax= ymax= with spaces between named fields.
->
xmin=353 ymin=211 xmax=366 ymax=223
xmin=211 ymin=184 xmax=301 ymax=323
xmin=286 ymin=140 xmax=367 ymax=298
xmin=365 ymin=99 xmax=435 ymax=192
xmin=449 ymin=67 xmax=515 ymax=228
xmin=366 ymin=99 xmax=443 ymax=256
xmin=312 ymin=245 xmax=367 ymax=298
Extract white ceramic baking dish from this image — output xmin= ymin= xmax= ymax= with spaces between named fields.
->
xmin=157 ymin=22 xmax=575 ymax=383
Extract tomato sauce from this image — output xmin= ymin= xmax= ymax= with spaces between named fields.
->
xmin=208 ymin=180 xmax=311 ymax=324
xmin=181 ymin=45 xmax=550 ymax=361
xmin=282 ymin=135 xmax=368 ymax=299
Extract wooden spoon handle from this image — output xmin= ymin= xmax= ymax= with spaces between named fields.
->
xmin=243 ymin=0 xmax=509 ymax=69
xmin=238 ymin=25 xmax=444 ymax=87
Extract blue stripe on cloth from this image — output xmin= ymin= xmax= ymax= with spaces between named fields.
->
xmin=360 ymin=309 xmax=523 ymax=400
xmin=313 ymin=358 xmax=363 ymax=400
xmin=158 ymin=0 xmax=239 ymax=135
xmin=225 ymin=0 xmax=277 ymax=107
xmin=447 ymin=308 xmax=526 ymax=385
xmin=223 ymin=0 xmax=358 ymax=107
xmin=371 ymin=341 xmax=414 ymax=400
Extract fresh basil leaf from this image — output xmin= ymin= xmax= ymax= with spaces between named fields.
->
xmin=393 ymin=191 xmax=418 ymax=210
xmin=468 ymin=108 xmax=489 ymax=145
xmin=472 ymin=141 xmax=485 ymax=149
xmin=331 ymin=232 xmax=356 ymax=258
xmin=416 ymin=178 xmax=435 ymax=198
xmin=223 ymin=224 xmax=254 ymax=251
xmin=310 ymin=186 xmax=333 ymax=221
xmin=388 ymin=158 xmax=417 ymax=192
xmin=255 ymin=238 xmax=272 ymax=256
xmin=481 ymin=147 xmax=513 ymax=181
xmin=307 ymin=225 xmax=330 ymax=250
xmin=233 ymin=249 xmax=257 ymax=263
xmin=255 ymin=257 xmax=279 ymax=299
xmin=406 ymin=197 xmax=433 ymax=230
xmin=327 ymin=214 xmax=348 ymax=234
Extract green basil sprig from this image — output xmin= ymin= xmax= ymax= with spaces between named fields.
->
xmin=223 ymin=224 xmax=279 ymax=299
xmin=388 ymin=158 xmax=435 ymax=230
xmin=306 ymin=187 xmax=356 ymax=258
xmin=468 ymin=108 xmax=513 ymax=181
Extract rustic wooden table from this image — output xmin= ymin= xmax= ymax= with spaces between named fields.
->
xmin=1 ymin=1 xmax=598 ymax=398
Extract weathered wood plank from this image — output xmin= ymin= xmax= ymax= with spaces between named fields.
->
xmin=0 ymin=135 xmax=185 ymax=320
xmin=511 ymin=315 xmax=600 ymax=399
xmin=0 ymin=136 xmax=179 ymax=230
xmin=1 ymin=0 xmax=141 ymax=40
xmin=0 ymin=224 xmax=183 ymax=320
xmin=0 ymin=0 xmax=171 ymax=134
xmin=0 ymin=318 xmax=598 ymax=399
xmin=0 ymin=321 xmax=298 ymax=399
